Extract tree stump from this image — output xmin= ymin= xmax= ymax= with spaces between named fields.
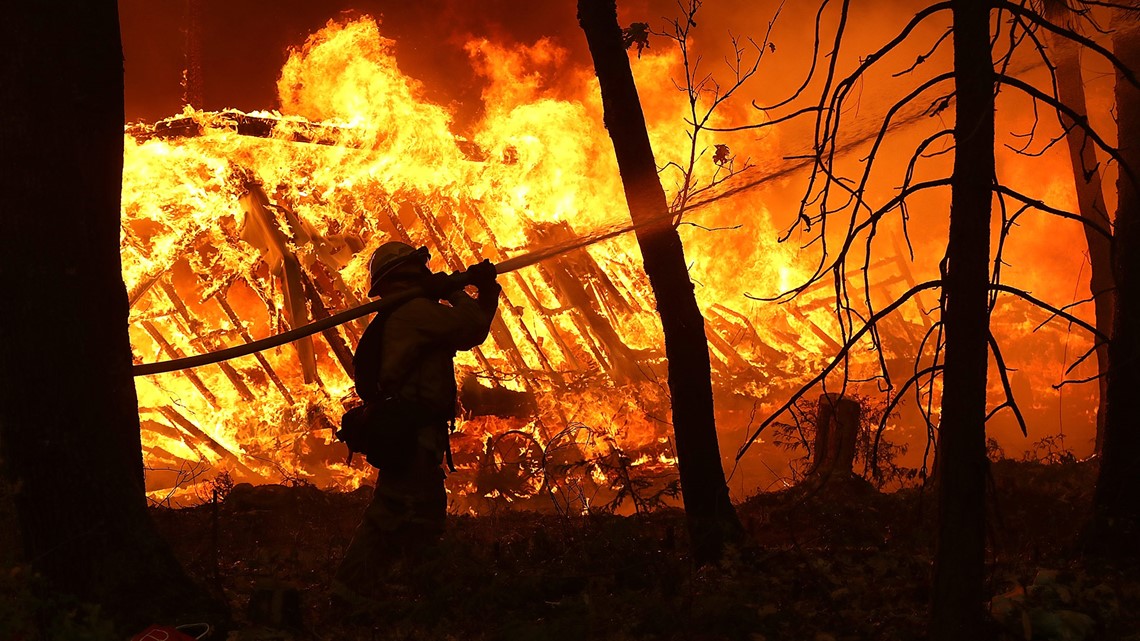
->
xmin=807 ymin=394 xmax=861 ymax=481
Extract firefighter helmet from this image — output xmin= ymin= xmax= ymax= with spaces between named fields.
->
xmin=367 ymin=241 xmax=429 ymax=296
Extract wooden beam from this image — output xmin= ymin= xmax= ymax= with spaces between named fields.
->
xmin=140 ymin=320 xmax=219 ymax=408
xmin=159 ymin=280 xmax=255 ymax=402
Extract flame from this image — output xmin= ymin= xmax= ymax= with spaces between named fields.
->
xmin=124 ymin=15 xmax=1099 ymax=508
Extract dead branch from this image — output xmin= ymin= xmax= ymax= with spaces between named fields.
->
xmin=998 ymin=73 xmax=1137 ymax=189
xmin=736 ymin=280 xmax=943 ymax=461
xmin=991 ymin=283 xmax=1107 ymax=340
xmin=869 ymin=362 xmax=942 ymax=474
xmin=894 ymin=27 xmax=953 ymax=77
xmin=753 ymin=0 xmax=833 ymax=111
xmin=653 ymin=0 xmax=779 ymax=218
xmin=993 ymin=184 xmax=1113 ymax=240
xmin=987 ymin=331 xmax=1028 ymax=436
xmin=998 ymin=0 xmax=1140 ymax=88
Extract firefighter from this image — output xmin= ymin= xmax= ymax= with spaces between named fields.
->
xmin=332 ymin=241 xmax=500 ymax=605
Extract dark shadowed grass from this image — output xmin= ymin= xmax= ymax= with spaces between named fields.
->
xmin=132 ymin=460 xmax=1140 ymax=641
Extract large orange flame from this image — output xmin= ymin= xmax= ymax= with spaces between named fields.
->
xmin=123 ymin=15 xmax=1098 ymax=509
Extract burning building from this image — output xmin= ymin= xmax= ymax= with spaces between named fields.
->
xmin=123 ymin=6 xmax=1101 ymax=510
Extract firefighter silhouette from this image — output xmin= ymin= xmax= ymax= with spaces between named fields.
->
xmin=332 ymin=241 xmax=500 ymax=607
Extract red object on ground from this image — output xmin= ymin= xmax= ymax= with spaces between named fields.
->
xmin=129 ymin=625 xmax=199 ymax=641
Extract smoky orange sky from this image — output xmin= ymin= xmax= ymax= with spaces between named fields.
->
xmin=121 ymin=0 xmax=605 ymax=128
xmin=120 ymin=0 xmax=941 ymax=129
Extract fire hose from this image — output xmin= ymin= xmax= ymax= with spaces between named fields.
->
xmin=133 ymin=269 xmax=484 ymax=377
xmin=131 ymin=213 xmax=644 ymax=376
xmin=131 ymin=194 xmax=721 ymax=377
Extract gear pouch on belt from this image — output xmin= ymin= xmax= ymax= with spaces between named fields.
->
xmin=337 ymin=397 xmax=425 ymax=470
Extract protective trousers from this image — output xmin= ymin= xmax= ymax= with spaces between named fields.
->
xmin=334 ymin=434 xmax=447 ymax=595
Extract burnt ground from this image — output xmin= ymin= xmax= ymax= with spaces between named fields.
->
xmin=4 ymin=460 xmax=1138 ymax=640
xmin=138 ymin=459 xmax=1136 ymax=641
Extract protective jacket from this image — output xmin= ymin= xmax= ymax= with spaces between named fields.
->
xmin=353 ymin=284 xmax=499 ymax=422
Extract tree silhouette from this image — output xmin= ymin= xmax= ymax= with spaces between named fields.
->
xmin=1038 ymin=0 xmax=1114 ymax=452
xmin=1090 ymin=2 xmax=1140 ymax=557
xmin=578 ymin=0 xmax=744 ymax=565
xmin=703 ymin=0 xmax=1134 ymax=634
xmin=0 ymin=1 xmax=223 ymax=632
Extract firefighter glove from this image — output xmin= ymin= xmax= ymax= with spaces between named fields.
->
xmin=420 ymin=272 xmax=466 ymax=298
xmin=465 ymin=259 xmax=498 ymax=288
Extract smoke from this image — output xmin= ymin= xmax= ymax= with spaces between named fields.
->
xmin=121 ymin=0 xmax=591 ymax=127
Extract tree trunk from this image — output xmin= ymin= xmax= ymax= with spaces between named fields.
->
xmin=577 ymin=0 xmax=742 ymax=564
xmin=0 ymin=2 xmax=224 ymax=631
xmin=1044 ymin=7 xmax=1114 ymax=452
xmin=931 ymin=1 xmax=994 ymax=638
xmin=1089 ymin=5 xmax=1140 ymax=556
xmin=806 ymin=394 xmax=860 ymax=482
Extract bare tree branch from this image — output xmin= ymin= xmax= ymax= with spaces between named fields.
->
xmin=991 ymin=282 xmax=1108 ymax=340
xmin=736 ymin=280 xmax=943 ymax=461
xmin=998 ymin=0 xmax=1140 ymax=89
xmin=988 ymin=331 xmax=1028 ymax=436
xmin=754 ymin=0 xmax=834 ymax=110
xmin=994 ymin=184 xmax=1113 ymax=239
xmin=998 ymin=73 xmax=1136 ymax=189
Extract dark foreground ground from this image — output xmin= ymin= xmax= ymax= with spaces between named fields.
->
xmin=7 ymin=460 xmax=1140 ymax=640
